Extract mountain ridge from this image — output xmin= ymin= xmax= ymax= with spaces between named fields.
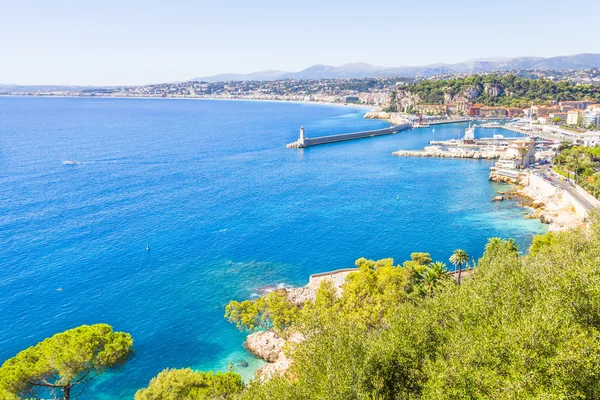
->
xmin=192 ymin=53 xmax=600 ymax=82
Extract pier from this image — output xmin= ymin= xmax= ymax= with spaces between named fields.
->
xmin=414 ymin=118 xmax=471 ymax=128
xmin=287 ymin=123 xmax=412 ymax=148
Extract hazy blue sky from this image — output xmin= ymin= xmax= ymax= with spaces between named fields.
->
xmin=1 ymin=0 xmax=599 ymax=85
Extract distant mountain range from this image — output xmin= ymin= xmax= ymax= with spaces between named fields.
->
xmin=192 ymin=53 xmax=600 ymax=82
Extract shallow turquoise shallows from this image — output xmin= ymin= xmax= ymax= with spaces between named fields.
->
xmin=0 ymin=97 xmax=547 ymax=399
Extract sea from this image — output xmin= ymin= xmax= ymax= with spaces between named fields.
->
xmin=0 ymin=97 xmax=547 ymax=399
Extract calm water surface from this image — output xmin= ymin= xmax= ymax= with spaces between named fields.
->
xmin=0 ymin=97 xmax=547 ymax=399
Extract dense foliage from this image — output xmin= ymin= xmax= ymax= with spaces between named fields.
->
xmin=225 ymin=253 xmax=454 ymax=337
xmin=233 ymin=220 xmax=600 ymax=399
xmin=135 ymin=368 xmax=243 ymax=400
xmin=554 ymin=143 xmax=600 ymax=198
xmin=0 ymin=324 xmax=133 ymax=400
xmin=399 ymin=74 xmax=600 ymax=108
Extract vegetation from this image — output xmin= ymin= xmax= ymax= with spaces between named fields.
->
xmin=227 ymin=221 xmax=600 ymax=399
xmin=400 ymin=74 xmax=600 ymax=108
xmin=449 ymin=249 xmax=469 ymax=284
xmin=0 ymin=324 xmax=133 ymax=400
xmin=135 ymin=368 xmax=243 ymax=400
xmin=554 ymin=144 xmax=600 ymax=198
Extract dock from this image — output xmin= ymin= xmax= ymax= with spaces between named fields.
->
xmin=287 ymin=123 xmax=412 ymax=148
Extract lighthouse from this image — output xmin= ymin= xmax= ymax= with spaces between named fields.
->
xmin=298 ymin=126 xmax=307 ymax=147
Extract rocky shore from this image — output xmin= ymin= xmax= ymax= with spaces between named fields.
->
xmin=242 ymin=285 xmax=318 ymax=380
xmin=241 ymin=271 xmax=355 ymax=380
xmin=509 ymin=185 xmax=583 ymax=232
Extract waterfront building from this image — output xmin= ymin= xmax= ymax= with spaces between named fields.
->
xmin=567 ymin=109 xmax=585 ymax=125
xmin=416 ymin=104 xmax=449 ymax=115
xmin=479 ymin=106 xmax=508 ymax=118
xmin=549 ymin=112 xmax=568 ymax=122
xmin=584 ymin=108 xmax=600 ymax=127
xmin=538 ymin=116 xmax=551 ymax=125
xmin=559 ymin=100 xmax=594 ymax=111
xmin=506 ymin=107 xmax=523 ymax=118
xmin=453 ymin=97 xmax=472 ymax=114
xmin=506 ymin=139 xmax=536 ymax=168
xmin=580 ymin=133 xmax=600 ymax=147
xmin=468 ymin=104 xmax=482 ymax=117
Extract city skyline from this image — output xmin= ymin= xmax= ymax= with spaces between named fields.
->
xmin=1 ymin=0 xmax=600 ymax=86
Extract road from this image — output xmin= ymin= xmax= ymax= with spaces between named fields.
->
xmin=538 ymin=166 xmax=596 ymax=211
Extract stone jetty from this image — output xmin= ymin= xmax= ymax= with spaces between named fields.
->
xmin=393 ymin=149 xmax=501 ymax=160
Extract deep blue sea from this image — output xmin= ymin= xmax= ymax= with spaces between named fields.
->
xmin=0 ymin=97 xmax=547 ymax=399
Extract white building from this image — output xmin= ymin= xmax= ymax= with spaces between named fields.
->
xmin=584 ymin=109 xmax=600 ymax=127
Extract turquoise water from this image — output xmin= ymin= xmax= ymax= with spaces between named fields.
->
xmin=0 ymin=97 xmax=547 ymax=399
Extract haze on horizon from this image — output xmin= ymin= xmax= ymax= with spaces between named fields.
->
xmin=2 ymin=0 xmax=599 ymax=86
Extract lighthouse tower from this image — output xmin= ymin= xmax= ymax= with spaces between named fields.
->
xmin=298 ymin=126 xmax=308 ymax=147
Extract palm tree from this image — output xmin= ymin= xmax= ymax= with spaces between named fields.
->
xmin=450 ymin=249 xmax=470 ymax=284
xmin=420 ymin=269 xmax=438 ymax=297
xmin=429 ymin=261 xmax=449 ymax=281
xmin=419 ymin=261 xmax=450 ymax=297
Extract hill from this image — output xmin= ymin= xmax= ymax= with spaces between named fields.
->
xmin=192 ymin=53 xmax=600 ymax=82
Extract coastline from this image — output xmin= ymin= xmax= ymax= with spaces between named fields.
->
xmin=0 ymin=93 xmax=378 ymax=112
xmin=508 ymin=176 xmax=587 ymax=232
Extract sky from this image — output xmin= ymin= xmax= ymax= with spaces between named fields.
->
xmin=1 ymin=0 xmax=599 ymax=86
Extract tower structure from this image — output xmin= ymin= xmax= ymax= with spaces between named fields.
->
xmin=298 ymin=126 xmax=308 ymax=147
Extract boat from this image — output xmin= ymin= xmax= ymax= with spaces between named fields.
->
xmin=62 ymin=160 xmax=79 ymax=165
xmin=146 ymin=244 xmax=150 ymax=251
xmin=481 ymin=121 xmax=501 ymax=128
xmin=464 ymin=124 xmax=475 ymax=140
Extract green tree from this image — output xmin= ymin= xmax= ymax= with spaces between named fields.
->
xmin=225 ymin=290 xmax=299 ymax=335
xmin=449 ymin=249 xmax=469 ymax=284
xmin=0 ymin=324 xmax=133 ymax=400
xmin=135 ymin=368 xmax=243 ymax=400
xmin=552 ymin=116 xmax=563 ymax=124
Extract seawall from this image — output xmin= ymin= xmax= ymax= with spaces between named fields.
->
xmin=288 ymin=123 xmax=412 ymax=148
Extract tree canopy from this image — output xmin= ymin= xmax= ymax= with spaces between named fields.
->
xmin=398 ymin=74 xmax=600 ymax=108
xmin=135 ymin=368 xmax=243 ymax=400
xmin=238 ymin=215 xmax=600 ymax=399
xmin=0 ymin=324 xmax=133 ymax=400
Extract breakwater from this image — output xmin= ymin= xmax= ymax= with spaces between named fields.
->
xmin=287 ymin=123 xmax=412 ymax=148
xmin=393 ymin=149 xmax=501 ymax=159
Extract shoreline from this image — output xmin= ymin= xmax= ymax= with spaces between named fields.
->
xmin=0 ymin=93 xmax=378 ymax=112
xmin=508 ymin=176 xmax=586 ymax=232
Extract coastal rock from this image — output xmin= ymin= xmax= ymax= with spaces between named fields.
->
xmin=460 ymin=85 xmax=479 ymax=100
xmin=492 ymin=195 xmax=504 ymax=201
xmin=286 ymin=286 xmax=317 ymax=306
xmin=255 ymin=355 xmax=290 ymax=381
xmin=484 ymin=83 xmax=503 ymax=97
xmin=363 ymin=111 xmax=391 ymax=120
xmin=244 ymin=331 xmax=285 ymax=363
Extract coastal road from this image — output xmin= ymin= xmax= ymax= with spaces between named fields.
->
xmin=539 ymin=166 xmax=596 ymax=212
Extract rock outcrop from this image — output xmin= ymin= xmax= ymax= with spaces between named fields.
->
xmin=514 ymin=185 xmax=583 ymax=232
xmin=285 ymin=286 xmax=317 ymax=306
xmin=484 ymin=83 xmax=503 ymax=97
xmin=245 ymin=331 xmax=305 ymax=381
xmin=245 ymin=331 xmax=285 ymax=363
